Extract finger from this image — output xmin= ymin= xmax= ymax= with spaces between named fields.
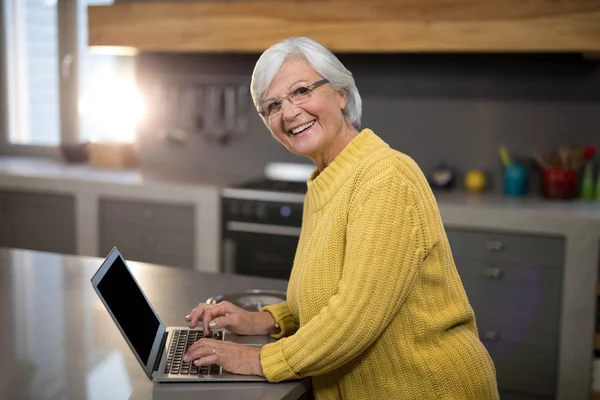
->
xmin=193 ymin=354 xmax=218 ymax=367
xmin=202 ymin=303 xmax=230 ymax=333
xmin=187 ymin=337 xmax=214 ymax=354
xmin=188 ymin=303 xmax=208 ymax=328
xmin=207 ymin=316 xmax=232 ymax=331
xmin=185 ymin=340 xmax=218 ymax=362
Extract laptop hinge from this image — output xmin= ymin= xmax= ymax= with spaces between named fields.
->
xmin=153 ymin=331 xmax=169 ymax=373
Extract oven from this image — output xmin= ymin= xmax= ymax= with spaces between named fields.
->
xmin=221 ymin=187 xmax=306 ymax=280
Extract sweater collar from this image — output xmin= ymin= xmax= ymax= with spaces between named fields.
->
xmin=305 ymin=128 xmax=388 ymax=211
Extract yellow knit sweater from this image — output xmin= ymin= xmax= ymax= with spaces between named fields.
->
xmin=260 ymin=129 xmax=499 ymax=400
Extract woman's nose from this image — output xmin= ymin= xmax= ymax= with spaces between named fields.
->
xmin=281 ymin=99 xmax=301 ymax=120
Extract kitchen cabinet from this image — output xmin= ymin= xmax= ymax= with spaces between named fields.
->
xmin=0 ymin=190 xmax=77 ymax=254
xmin=99 ymin=198 xmax=195 ymax=269
xmin=446 ymin=228 xmax=565 ymax=400
xmin=88 ymin=1 xmax=600 ymax=54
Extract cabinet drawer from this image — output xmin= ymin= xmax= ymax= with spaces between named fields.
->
xmin=484 ymin=335 xmax=557 ymax=397
xmin=499 ymin=390 xmax=552 ymax=400
xmin=103 ymin=245 xmax=194 ymax=269
xmin=3 ymin=191 xmax=76 ymax=254
xmin=100 ymin=198 xmax=194 ymax=230
xmin=7 ymin=191 xmax=75 ymax=211
xmin=456 ymin=259 xmax=562 ymax=331
xmin=100 ymin=225 xmax=194 ymax=260
xmin=446 ymin=228 xmax=565 ymax=267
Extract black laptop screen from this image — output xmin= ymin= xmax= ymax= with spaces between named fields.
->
xmin=97 ymin=256 xmax=160 ymax=364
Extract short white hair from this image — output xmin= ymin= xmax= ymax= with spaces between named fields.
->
xmin=250 ymin=37 xmax=362 ymax=130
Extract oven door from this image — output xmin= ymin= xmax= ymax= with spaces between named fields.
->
xmin=222 ymin=222 xmax=300 ymax=280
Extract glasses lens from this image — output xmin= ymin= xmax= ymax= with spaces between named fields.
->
xmin=290 ymin=87 xmax=311 ymax=105
xmin=263 ymin=101 xmax=281 ymax=118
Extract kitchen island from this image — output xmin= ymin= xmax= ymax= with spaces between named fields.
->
xmin=0 ymin=248 xmax=311 ymax=400
xmin=2 ymin=156 xmax=600 ymax=399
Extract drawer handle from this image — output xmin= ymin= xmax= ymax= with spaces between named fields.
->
xmin=143 ymin=208 xmax=155 ymax=220
xmin=144 ymin=235 xmax=158 ymax=248
xmin=484 ymin=267 xmax=504 ymax=280
xmin=485 ymin=240 xmax=504 ymax=252
xmin=482 ymin=330 xmax=500 ymax=342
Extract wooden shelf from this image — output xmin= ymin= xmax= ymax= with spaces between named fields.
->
xmin=88 ymin=0 xmax=600 ymax=54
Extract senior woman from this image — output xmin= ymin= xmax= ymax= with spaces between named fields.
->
xmin=184 ymin=37 xmax=499 ymax=399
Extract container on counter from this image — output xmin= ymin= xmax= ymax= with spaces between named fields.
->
xmin=541 ymin=169 xmax=578 ymax=199
xmin=504 ymin=163 xmax=528 ymax=197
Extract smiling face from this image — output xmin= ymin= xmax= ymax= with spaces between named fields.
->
xmin=262 ymin=57 xmax=354 ymax=169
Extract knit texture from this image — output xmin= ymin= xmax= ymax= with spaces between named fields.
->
xmin=260 ymin=129 xmax=499 ymax=399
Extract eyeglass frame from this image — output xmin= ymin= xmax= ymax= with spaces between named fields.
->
xmin=257 ymin=79 xmax=330 ymax=118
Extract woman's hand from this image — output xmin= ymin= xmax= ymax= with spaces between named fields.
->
xmin=185 ymin=301 xmax=279 ymax=336
xmin=183 ymin=338 xmax=264 ymax=377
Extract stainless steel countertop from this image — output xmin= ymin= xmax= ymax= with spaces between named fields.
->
xmin=0 ymin=248 xmax=309 ymax=400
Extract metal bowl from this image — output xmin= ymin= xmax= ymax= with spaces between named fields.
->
xmin=206 ymin=289 xmax=286 ymax=311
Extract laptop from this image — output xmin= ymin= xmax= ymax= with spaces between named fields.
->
xmin=91 ymin=247 xmax=269 ymax=382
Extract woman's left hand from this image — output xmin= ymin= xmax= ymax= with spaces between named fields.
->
xmin=183 ymin=338 xmax=264 ymax=377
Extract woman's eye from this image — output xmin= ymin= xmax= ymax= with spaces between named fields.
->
xmin=295 ymin=87 xmax=310 ymax=96
xmin=268 ymin=101 xmax=281 ymax=112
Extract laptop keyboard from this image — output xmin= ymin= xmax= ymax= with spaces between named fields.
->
xmin=164 ymin=330 xmax=224 ymax=375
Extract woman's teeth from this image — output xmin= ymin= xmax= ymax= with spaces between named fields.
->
xmin=291 ymin=120 xmax=315 ymax=135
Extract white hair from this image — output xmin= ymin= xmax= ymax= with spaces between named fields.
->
xmin=250 ymin=37 xmax=362 ymax=130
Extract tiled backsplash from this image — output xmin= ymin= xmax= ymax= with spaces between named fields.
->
xmin=136 ymin=53 xmax=600 ymax=192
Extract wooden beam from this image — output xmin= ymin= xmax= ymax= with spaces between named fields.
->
xmin=88 ymin=0 xmax=600 ymax=53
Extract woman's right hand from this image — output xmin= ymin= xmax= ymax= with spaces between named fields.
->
xmin=185 ymin=301 xmax=278 ymax=336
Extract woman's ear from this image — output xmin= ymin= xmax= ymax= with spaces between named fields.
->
xmin=337 ymin=89 xmax=348 ymax=111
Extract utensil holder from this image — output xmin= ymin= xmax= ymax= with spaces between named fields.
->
xmin=541 ymin=169 xmax=577 ymax=199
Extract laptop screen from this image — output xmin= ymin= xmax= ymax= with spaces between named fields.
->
xmin=96 ymin=255 xmax=160 ymax=364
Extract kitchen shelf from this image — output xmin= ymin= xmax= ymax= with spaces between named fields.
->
xmin=88 ymin=0 xmax=600 ymax=54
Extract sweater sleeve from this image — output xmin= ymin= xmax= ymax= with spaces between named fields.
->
xmin=260 ymin=167 xmax=429 ymax=382
xmin=261 ymin=301 xmax=298 ymax=339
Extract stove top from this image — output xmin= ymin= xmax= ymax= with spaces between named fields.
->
xmin=232 ymin=179 xmax=308 ymax=194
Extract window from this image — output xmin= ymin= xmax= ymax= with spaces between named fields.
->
xmin=0 ymin=0 xmax=138 ymax=155
xmin=3 ymin=0 xmax=60 ymax=146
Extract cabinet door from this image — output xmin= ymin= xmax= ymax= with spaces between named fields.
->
xmin=445 ymin=227 xmax=565 ymax=398
xmin=4 ymin=191 xmax=77 ymax=255
xmin=99 ymin=198 xmax=195 ymax=269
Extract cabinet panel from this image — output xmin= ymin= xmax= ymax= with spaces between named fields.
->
xmin=2 ymin=191 xmax=76 ymax=255
xmin=100 ymin=225 xmax=194 ymax=268
xmin=99 ymin=198 xmax=195 ymax=269
xmin=456 ymin=258 xmax=562 ymax=332
xmin=446 ymin=227 xmax=565 ymax=398
xmin=100 ymin=198 xmax=194 ymax=230
xmin=446 ymin=228 xmax=565 ymax=267
xmin=487 ymin=339 xmax=557 ymax=397
xmin=499 ymin=390 xmax=552 ymax=400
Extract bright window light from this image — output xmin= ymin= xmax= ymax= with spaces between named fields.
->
xmin=78 ymin=72 xmax=146 ymax=143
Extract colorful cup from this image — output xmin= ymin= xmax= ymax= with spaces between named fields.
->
xmin=504 ymin=163 xmax=527 ymax=197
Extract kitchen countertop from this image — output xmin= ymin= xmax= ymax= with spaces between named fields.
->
xmin=0 ymin=247 xmax=310 ymax=400
xmin=1 ymin=155 xmax=600 ymax=399
xmin=0 ymin=156 xmax=598 ymax=217
xmin=0 ymin=155 xmax=250 ymax=188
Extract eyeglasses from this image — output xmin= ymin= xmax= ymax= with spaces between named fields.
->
xmin=258 ymin=79 xmax=329 ymax=119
